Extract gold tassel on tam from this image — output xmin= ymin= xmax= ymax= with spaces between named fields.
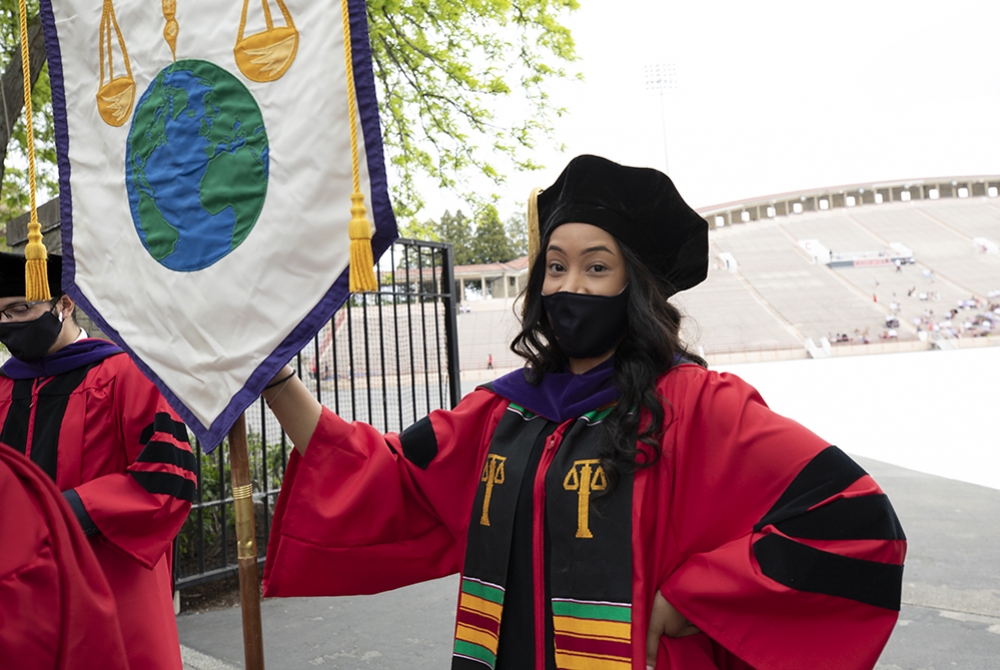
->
xmin=19 ymin=0 xmax=50 ymax=301
xmin=527 ymin=187 xmax=543 ymax=269
xmin=521 ymin=187 xmax=543 ymax=316
xmin=340 ymin=0 xmax=377 ymax=292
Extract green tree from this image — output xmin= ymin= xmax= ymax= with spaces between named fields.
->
xmin=471 ymin=204 xmax=511 ymax=264
xmin=438 ymin=208 xmax=474 ymax=266
xmin=1 ymin=2 xmax=579 ymax=228
xmin=0 ymin=0 xmax=54 ymax=224
xmin=397 ymin=216 xmax=439 ymax=241
xmin=367 ymin=0 xmax=579 ymax=219
xmin=505 ymin=211 xmax=527 ymax=258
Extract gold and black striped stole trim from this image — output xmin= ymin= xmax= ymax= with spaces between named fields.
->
xmin=546 ymin=410 xmax=633 ymax=670
xmin=453 ymin=402 xmax=548 ymax=669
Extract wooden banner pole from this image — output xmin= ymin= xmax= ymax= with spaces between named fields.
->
xmin=228 ymin=412 xmax=265 ymax=669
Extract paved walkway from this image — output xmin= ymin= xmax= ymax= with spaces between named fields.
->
xmin=178 ymin=212 xmax=1000 ymax=667
xmin=177 ymin=454 xmax=1000 ymax=669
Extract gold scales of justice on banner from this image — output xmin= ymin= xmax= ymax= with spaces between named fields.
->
xmin=96 ymin=0 xmax=299 ymax=127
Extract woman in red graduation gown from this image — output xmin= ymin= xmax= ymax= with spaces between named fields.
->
xmin=0 ymin=253 xmax=196 ymax=670
xmin=263 ymin=155 xmax=906 ymax=670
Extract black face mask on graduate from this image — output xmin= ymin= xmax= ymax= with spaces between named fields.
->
xmin=542 ymin=286 xmax=629 ymax=360
xmin=0 ymin=307 xmax=63 ymax=362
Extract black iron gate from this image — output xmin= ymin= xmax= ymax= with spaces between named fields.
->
xmin=173 ymin=238 xmax=461 ymax=590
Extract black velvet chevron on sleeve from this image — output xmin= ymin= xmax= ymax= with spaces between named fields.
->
xmin=132 ymin=412 xmax=197 ymax=502
xmin=398 ymin=416 xmax=438 ymax=470
xmin=752 ymin=446 xmax=905 ymax=610
xmin=136 ymin=440 xmax=198 ymax=474
xmin=139 ymin=412 xmax=190 ymax=445
xmin=130 ymin=471 xmax=197 ymax=502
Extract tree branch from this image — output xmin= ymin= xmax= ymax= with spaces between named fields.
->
xmin=0 ymin=16 xmax=47 ymax=194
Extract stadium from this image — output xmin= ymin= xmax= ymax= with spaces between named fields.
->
xmin=454 ymin=175 xmax=1000 ymax=373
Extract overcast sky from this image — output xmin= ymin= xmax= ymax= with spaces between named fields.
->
xmin=423 ymin=0 xmax=1000 ymax=218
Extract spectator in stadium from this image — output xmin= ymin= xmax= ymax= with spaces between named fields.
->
xmin=261 ymin=155 xmax=906 ymax=669
xmin=0 ymin=253 xmax=195 ymax=670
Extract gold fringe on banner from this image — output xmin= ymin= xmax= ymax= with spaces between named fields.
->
xmin=19 ymin=0 xmax=50 ymax=301
xmin=340 ymin=0 xmax=377 ymax=292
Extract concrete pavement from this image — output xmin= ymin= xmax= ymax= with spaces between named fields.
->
xmin=177 ymin=455 xmax=1000 ymax=669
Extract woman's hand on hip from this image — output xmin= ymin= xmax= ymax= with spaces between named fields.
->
xmin=645 ymin=590 xmax=701 ymax=668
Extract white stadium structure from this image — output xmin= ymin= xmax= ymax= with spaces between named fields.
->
xmin=455 ymin=177 xmax=1000 ymax=492
xmin=456 ymin=175 xmax=1000 ymax=372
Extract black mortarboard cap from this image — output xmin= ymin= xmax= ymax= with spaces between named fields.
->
xmin=0 ymin=251 xmax=63 ymax=298
xmin=536 ymin=155 xmax=708 ymax=295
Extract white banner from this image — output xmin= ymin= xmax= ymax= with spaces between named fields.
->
xmin=42 ymin=0 xmax=397 ymax=447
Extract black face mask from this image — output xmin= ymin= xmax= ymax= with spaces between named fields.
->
xmin=0 ymin=307 xmax=63 ymax=362
xmin=542 ymin=287 xmax=629 ymax=360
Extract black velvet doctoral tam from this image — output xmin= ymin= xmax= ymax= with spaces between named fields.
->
xmin=0 ymin=252 xmax=63 ymax=298
xmin=536 ymin=155 xmax=709 ymax=295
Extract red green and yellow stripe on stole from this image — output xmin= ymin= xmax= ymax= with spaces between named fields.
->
xmin=552 ymin=598 xmax=631 ymax=669
xmin=454 ymin=577 xmax=505 ymax=668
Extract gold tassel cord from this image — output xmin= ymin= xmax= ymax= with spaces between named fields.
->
xmin=340 ymin=0 xmax=377 ymax=293
xmin=19 ymin=0 xmax=49 ymax=301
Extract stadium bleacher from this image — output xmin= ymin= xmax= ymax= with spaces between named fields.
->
xmin=457 ymin=188 xmax=1000 ymax=372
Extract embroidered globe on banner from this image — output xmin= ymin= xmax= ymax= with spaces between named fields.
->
xmin=126 ymin=60 xmax=269 ymax=271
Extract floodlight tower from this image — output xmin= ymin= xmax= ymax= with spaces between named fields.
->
xmin=644 ymin=62 xmax=676 ymax=174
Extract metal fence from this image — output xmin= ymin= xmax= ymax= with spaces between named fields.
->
xmin=173 ymin=238 xmax=461 ymax=590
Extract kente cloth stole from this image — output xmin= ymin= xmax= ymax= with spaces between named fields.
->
xmin=453 ymin=403 xmax=634 ymax=670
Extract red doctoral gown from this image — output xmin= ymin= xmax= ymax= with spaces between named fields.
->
xmin=0 ymin=442 xmax=128 ymax=669
xmin=264 ymin=364 xmax=906 ymax=669
xmin=0 ymin=348 xmax=196 ymax=670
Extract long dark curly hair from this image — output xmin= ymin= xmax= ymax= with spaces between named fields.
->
xmin=510 ymin=233 xmax=707 ymax=491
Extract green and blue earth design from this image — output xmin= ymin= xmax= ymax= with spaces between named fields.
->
xmin=126 ymin=59 xmax=269 ymax=272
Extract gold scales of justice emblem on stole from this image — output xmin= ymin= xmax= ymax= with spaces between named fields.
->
xmin=96 ymin=0 xmax=300 ymax=127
